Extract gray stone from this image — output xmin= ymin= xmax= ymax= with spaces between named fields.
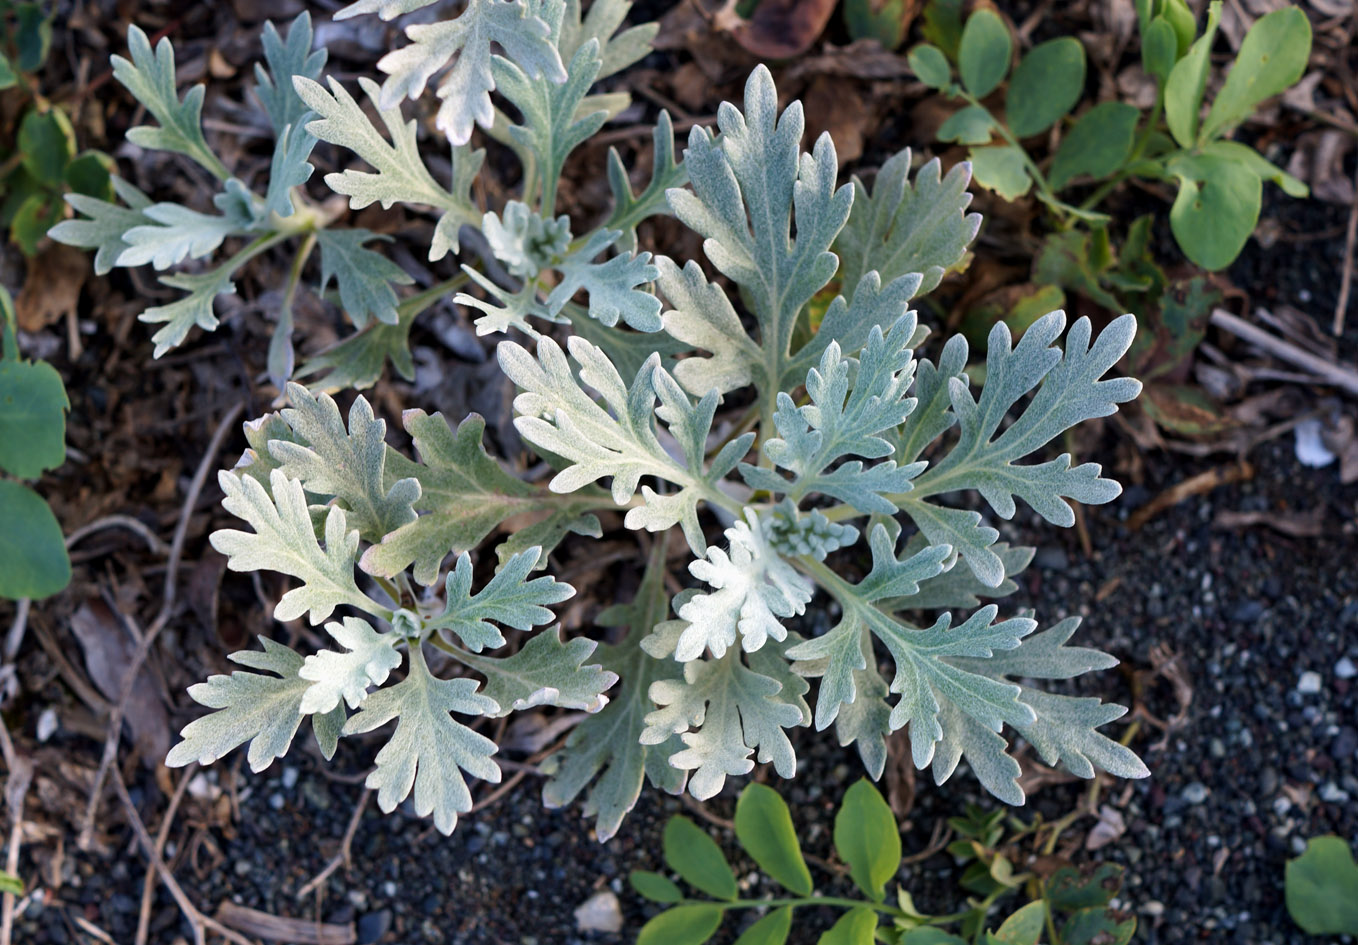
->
xmin=1182 ymin=782 xmax=1209 ymax=805
xmin=1296 ymin=671 xmax=1323 ymax=695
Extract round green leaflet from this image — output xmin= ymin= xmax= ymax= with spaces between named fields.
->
xmin=1005 ymin=37 xmax=1086 ymax=138
xmin=734 ymin=782 xmax=813 ymax=896
xmin=957 ymin=9 xmax=1011 ymax=98
xmin=0 ymin=480 xmax=70 ymax=600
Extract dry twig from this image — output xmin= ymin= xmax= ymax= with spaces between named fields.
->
xmin=136 ymin=764 xmax=197 ymax=945
xmin=1211 ymin=308 xmax=1358 ymax=397
xmin=295 ymin=790 xmax=372 ymax=900
xmin=1335 ymin=161 xmax=1358 ymax=336
xmin=110 ymin=768 xmax=255 ymax=945
xmin=0 ymin=718 xmax=33 ymax=945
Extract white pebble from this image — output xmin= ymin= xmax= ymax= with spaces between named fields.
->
xmin=574 ymin=891 xmax=623 ymax=933
xmin=36 ymin=707 xmax=58 ymax=742
xmin=1296 ymin=671 xmax=1323 ymax=695
xmin=1336 ymin=657 xmax=1357 ymax=680
xmin=282 ymin=766 xmax=299 ymax=789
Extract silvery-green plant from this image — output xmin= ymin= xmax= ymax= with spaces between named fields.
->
xmin=63 ymin=6 xmax=1149 ymax=841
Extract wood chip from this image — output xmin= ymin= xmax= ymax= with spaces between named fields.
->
xmin=1126 ymin=462 xmax=1254 ymax=531
xmin=214 ymin=902 xmax=356 ymax=945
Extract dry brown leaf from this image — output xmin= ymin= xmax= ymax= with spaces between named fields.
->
xmin=722 ymin=0 xmax=838 ymax=59
xmin=1285 ymin=129 xmax=1356 ymax=205
xmin=15 ymin=243 xmax=88 ymax=333
xmin=802 ymin=75 xmax=872 ymax=163
xmin=1085 ymin=804 xmax=1127 ymax=851
xmin=787 ymin=40 xmax=913 ymax=81
xmin=69 ymin=600 xmax=171 ymax=767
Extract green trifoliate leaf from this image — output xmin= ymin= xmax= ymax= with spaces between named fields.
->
xmin=361 ymin=410 xmax=603 ymax=584
xmin=742 ymin=315 xmax=926 ymax=513
xmin=426 ymin=547 xmax=574 ymax=652
xmin=267 ymin=384 xmax=420 ymax=542
xmin=662 ymin=64 xmax=852 ymax=399
xmin=139 ymin=267 xmax=237 ymax=359
xmin=111 ymin=25 xmax=227 ymax=178
xmin=344 ymin=646 xmax=501 ymax=835
xmin=166 ymin=637 xmax=343 ymax=772
xmin=374 ymin=0 xmax=566 ymax=146
xmin=604 ymin=111 xmax=687 ymax=253
xmin=455 ymin=626 xmax=615 ymax=715
xmin=49 ymin=178 xmax=154 ymax=275
xmin=314 ymin=229 xmax=414 ymax=329
xmin=498 ymin=335 xmax=732 ymax=555
xmin=641 ymin=642 xmax=806 ymax=800
xmin=835 ymin=149 xmax=980 ymax=298
xmin=673 ymin=512 xmax=814 ymax=662
xmin=909 ymin=312 xmax=1140 ymax=576
xmin=298 ymin=616 xmax=402 ymax=714
xmin=764 ymin=501 xmax=859 ymax=562
xmin=541 ymin=544 xmax=685 ymax=841
xmin=546 ymin=229 xmax=662 ymax=333
xmin=254 ymin=12 xmax=327 ymax=135
xmin=210 ymin=469 xmax=382 ymax=625
xmin=293 ymin=76 xmax=477 ymax=257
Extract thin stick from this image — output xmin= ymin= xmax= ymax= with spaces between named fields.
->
xmin=2 ymin=599 xmax=30 ymax=663
xmin=295 ymin=790 xmax=371 ymax=900
xmin=65 ymin=514 xmax=172 ymax=558
xmin=0 ymin=718 xmax=32 ymax=945
xmin=80 ymin=402 xmax=244 ymax=849
xmin=1210 ymin=308 xmax=1358 ymax=398
xmin=1334 ymin=162 xmax=1358 ymax=336
xmin=110 ymin=769 xmax=255 ymax=945
xmin=136 ymin=764 xmax=197 ymax=945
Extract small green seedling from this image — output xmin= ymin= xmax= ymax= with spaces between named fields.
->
xmin=631 ymin=779 xmax=1137 ymax=945
xmin=1286 ymin=836 xmax=1358 ymax=935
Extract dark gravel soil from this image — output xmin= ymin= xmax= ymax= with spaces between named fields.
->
xmin=9 ymin=435 xmax=1357 ymax=945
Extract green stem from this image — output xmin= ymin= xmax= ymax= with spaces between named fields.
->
xmin=959 ymin=91 xmax=1068 ymax=223
xmin=676 ymin=896 xmax=906 ymax=917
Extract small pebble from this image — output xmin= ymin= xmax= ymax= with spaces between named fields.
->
xmin=1320 ymin=782 xmax=1351 ymax=803
xmin=1296 ymin=671 xmax=1323 ymax=695
xmin=1182 ymin=782 xmax=1209 ymax=805
xmin=1336 ymin=656 xmax=1357 ymax=680
xmin=573 ymin=890 xmax=623 ymax=933
xmin=281 ymin=766 xmax=299 ymax=789
xmin=357 ymin=909 xmax=392 ymax=945
xmin=268 ymin=793 xmax=285 ymax=810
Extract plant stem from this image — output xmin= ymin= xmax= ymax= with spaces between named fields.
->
xmin=675 ymin=896 xmax=907 ymax=917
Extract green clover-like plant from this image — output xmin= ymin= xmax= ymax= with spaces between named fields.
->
xmin=631 ymin=779 xmax=1138 ymax=945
